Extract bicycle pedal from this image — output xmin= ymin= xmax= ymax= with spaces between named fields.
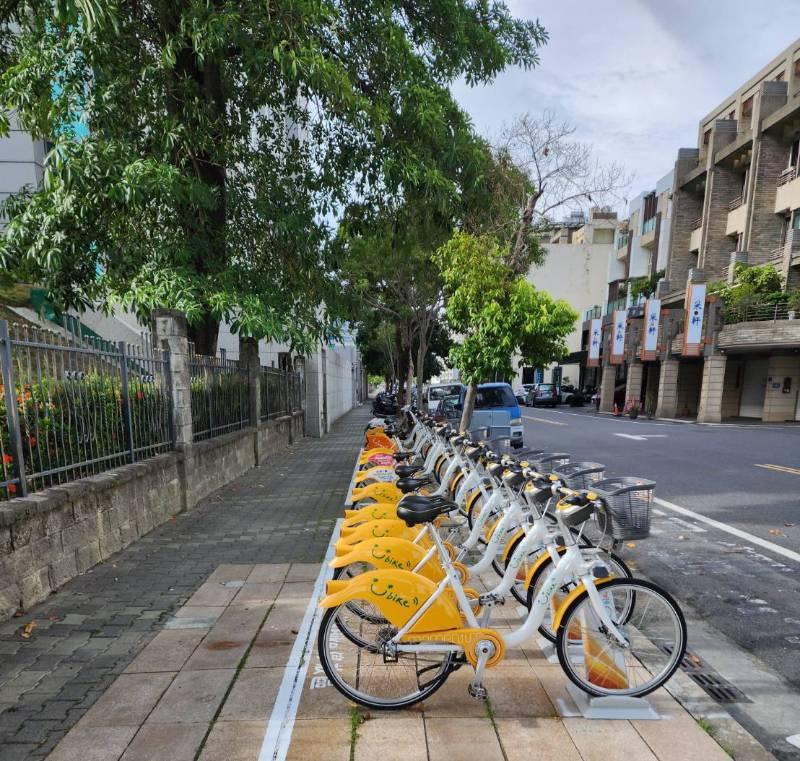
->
xmin=467 ymin=683 xmax=488 ymax=700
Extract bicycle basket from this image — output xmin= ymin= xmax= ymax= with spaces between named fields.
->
xmin=530 ymin=452 xmax=570 ymax=474
xmin=591 ymin=477 xmax=655 ymax=540
xmin=551 ymin=462 xmax=606 ymax=490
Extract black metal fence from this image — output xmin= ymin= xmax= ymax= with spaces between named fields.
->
xmin=0 ymin=320 xmax=172 ymax=500
xmin=722 ymin=302 xmax=794 ymax=324
xmin=189 ymin=348 xmax=251 ymax=442
xmin=259 ymin=366 xmax=303 ymax=420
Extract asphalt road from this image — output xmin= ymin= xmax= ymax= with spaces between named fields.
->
xmin=520 ymin=406 xmax=800 ymax=757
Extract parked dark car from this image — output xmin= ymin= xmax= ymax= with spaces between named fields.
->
xmin=530 ymin=382 xmax=559 ymax=407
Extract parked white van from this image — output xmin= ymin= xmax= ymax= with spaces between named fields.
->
xmin=426 ymin=383 xmax=462 ymax=414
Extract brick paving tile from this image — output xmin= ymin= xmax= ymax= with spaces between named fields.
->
xmin=285 ymin=718 xmax=351 ymax=761
xmin=0 ymin=407 xmax=369 ymax=760
xmin=425 ymin=717 xmax=505 ymax=761
xmin=197 ymin=720 xmax=266 ymax=761
xmin=355 ymin=715 xmax=427 ymax=761
xmin=119 ymin=722 xmax=207 ymax=761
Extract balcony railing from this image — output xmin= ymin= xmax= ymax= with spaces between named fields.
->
xmin=642 ymin=217 xmax=656 ymax=235
xmin=769 ymin=245 xmax=786 ymax=264
xmin=691 ymin=217 xmax=703 ymax=230
xmin=722 ymin=302 xmax=794 ymax=325
xmin=616 ymin=234 xmax=629 ymax=250
xmin=777 ymin=167 xmax=797 ymax=187
xmin=583 ymin=305 xmax=602 ymax=322
xmin=605 ymin=297 xmax=626 ymax=316
xmin=728 ymin=196 xmax=744 ymax=211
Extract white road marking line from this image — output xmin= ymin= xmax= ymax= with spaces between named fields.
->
xmin=613 ymin=433 xmax=667 ymax=441
xmin=654 ymin=497 xmax=800 ymax=564
xmin=755 ymin=463 xmax=800 ymax=476
xmin=258 ymin=518 xmax=341 ymax=761
xmin=522 ymin=415 xmax=567 ymax=426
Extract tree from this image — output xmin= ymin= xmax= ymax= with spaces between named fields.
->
xmin=0 ymin=0 xmax=546 ymax=354
xmin=496 ymin=112 xmax=630 ymax=275
xmin=435 ymin=231 xmax=576 ymax=430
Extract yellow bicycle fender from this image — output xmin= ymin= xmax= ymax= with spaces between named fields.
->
xmin=343 ymin=503 xmax=399 ymax=526
xmin=500 ymin=529 xmax=526 ymax=564
xmin=354 ymin=466 xmax=397 ymax=485
xmin=522 ymin=547 xmax=567 ymax=590
xmin=358 ymin=447 xmax=394 ymax=463
xmin=335 ymin=520 xmax=417 ymax=553
xmin=330 ymin=538 xmax=445 ymax=582
xmin=351 ymin=482 xmax=403 ymax=505
xmin=551 ymin=576 xmax=616 ymax=632
xmin=320 ymin=569 xmax=461 ymax=633
xmin=465 ymin=486 xmax=486 ymax=516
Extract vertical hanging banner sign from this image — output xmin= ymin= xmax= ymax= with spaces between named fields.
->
xmin=640 ymin=299 xmax=661 ymax=361
xmin=683 ymin=284 xmax=707 ymax=356
xmin=587 ymin=318 xmax=602 ymax=367
xmin=610 ymin=309 xmax=627 ymax=365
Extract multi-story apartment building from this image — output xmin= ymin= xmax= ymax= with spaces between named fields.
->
xmin=580 ymin=172 xmax=674 ymax=405
xmin=0 ymin=112 xmax=48 ymax=213
xmin=597 ymin=39 xmax=800 ymax=422
xmin=515 ymin=207 xmax=618 ymax=390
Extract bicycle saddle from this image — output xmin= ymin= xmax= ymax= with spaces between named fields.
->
xmin=396 ymin=498 xmax=459 ymax=527
xmin=394 ymin=462 xmax=424 ymax=478
xmin=396 ymin=475 xmax=434 ymax=494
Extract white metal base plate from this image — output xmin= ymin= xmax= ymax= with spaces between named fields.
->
xmin=565 ymin=683 xmax=661 ymax=720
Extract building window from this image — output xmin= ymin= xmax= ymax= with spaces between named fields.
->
xmin=795 ymin=59 xmax=800 ymax=78
xmin=736 ymin=232 xmax=744 ymax=251
xmin=793 ymin=209 xmax=800 ymax=230
xmin=790 ymin=137 xmax=800 ymax=170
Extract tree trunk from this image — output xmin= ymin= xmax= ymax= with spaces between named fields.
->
xmin=188 ymin=312 xmax=221 ymax=356
xmin=415 ymin=334 xmax=427 ymax=412
xmin=396 ymin=324 xmax=407 ymax=404
xmin=508 ymin=189 xmax=542 ymax=276
xmin=405 ymin=342 xmax=414 ymax=408
xmin=459 ymin=383 xmax=478 ymax=433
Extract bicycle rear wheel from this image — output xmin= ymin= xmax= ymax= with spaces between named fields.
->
xmin=317 ymin=603 xmax=454 ymax=710
xmin=555 ymin=578 xmax=686 ymax=698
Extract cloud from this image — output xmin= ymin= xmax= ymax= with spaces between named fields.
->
xmin=453 ymin=1 xmax=798 ymax=203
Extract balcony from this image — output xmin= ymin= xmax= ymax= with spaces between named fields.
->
xmin=725 ymin=200 xmax=747 ymax=236
xmin=605 ymin=297 xmax=626 ymax=316
xmin=718 ymin=301 xmax=800 ymax=351
xmin=582 ymin=305 xmax=602 ymax=323
xmin=641 ymin=216 xmax=657 ymax=248
xmin=774 ymin=168 xmax=800 ymax=214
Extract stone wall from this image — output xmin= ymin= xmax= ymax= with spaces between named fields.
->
xmin=717 ymin=320 xmax=800 ymax=349
xmin=0 ymin=413 xmax=305 ymax=621
xmin=763 ymin=355 xmax=800 ymax=422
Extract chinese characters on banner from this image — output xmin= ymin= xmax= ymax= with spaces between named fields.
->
xmin=587 ymin=318 xmax=602 ymax=367
xmin=682 ymin=284 xmax=707 ymax=356
xmin=640 ymin=299 xmax=661 ymax=361
xmin=610 ymin=309 xmax=627 ymax=365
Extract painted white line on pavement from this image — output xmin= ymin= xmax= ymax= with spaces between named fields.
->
xmin=258 ymin=518 xmax=341 ymax=761
xmin=613 ymin=433 xmax=668 ymax=441
xmin=522 ymin=414 xmax=567 ymax=426
xmin=653 ymin=497 xmax=800 ymax=564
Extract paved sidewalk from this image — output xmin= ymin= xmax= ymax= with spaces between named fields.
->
xmin=0 ymin=406 xmax=372 ymax=761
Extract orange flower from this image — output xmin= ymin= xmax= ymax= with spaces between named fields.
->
xmin=2 ymin=454 xmax=12 ymax=465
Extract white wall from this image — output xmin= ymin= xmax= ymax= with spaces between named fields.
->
xmin=514 ymin=235 xmax=613 ymax=385
xmin=655 ymin=170 xmax=674 ymax=272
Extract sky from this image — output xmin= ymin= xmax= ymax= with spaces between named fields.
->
xmin=453 ymin=0 xmax=800 ymax=211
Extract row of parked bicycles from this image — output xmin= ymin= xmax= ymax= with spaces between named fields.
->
xmin=316 ymin=408 xmax=687 ymax=710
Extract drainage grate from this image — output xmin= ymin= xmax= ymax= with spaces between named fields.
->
xmin=658 ymin=645 xmax=752 ymax=704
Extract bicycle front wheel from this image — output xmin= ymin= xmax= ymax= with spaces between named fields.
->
xmin=317 ymin=603 xmax=454 ymax=710
xmin=555 ymin=578 xmax=686 ymax=698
